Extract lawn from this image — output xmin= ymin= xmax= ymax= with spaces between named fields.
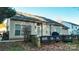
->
xmin=0 ymin=42 xmax=25 ymax=51
xmin=0 ymin=41 xmax=79 ymax=51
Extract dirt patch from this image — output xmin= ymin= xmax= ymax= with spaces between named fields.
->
xmin=40 ymin=42 xmax=79 ymax=51
xmin=0 ymin=41 xmax=79 ymax=51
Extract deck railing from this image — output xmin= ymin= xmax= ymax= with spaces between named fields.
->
xmin=40 ymin=35 xmax=79 ymax=44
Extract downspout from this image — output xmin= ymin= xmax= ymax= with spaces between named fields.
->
xmin=41 ymin=23 xmax=43 ymax=36
xmin=50 ymin=24 xmax=51 ymax=35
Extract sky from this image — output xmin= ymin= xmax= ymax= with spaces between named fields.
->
xmin=14 ymin=7 xmax=79 ymax=25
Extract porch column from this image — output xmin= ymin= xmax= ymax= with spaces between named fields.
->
xmin=41 ymin=23 xmax=43 ymax=36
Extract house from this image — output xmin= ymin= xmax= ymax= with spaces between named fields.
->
xmin=33 ymin=15 xmax=69 ymax=35
xmin=2 ymin=12 xmax=68 ymax=41
xmin=7 ymin=13 xmax=45 ymax=40
xmin=62 ymin=21 xmax=79 ymax=35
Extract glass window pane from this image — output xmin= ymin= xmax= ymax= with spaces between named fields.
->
xmin=15 ymin=30 xmax=20 ymax=36
xmin=15 ymin=24 xmax=21 ymax=36
xmin=15 ymin=24 xmax=21 ymax=30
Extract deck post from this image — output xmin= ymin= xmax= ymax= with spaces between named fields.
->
xmin=37 ymin=37 xmax=41 ymax=48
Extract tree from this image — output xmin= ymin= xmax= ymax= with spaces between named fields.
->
xmin=0 ymin=7 xmax=16 ymax=40
xmin=0 ymin=7 xmax=16 ymax=23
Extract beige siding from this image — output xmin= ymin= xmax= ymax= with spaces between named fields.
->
xmin=9 ymin=20 xmax=68 ymax=40
xmin=51 ymin=25 xmax=68 ymax=35
xmin=62 ymin=29 xmax=68 ymax=35
xmin=37 ymin=25 xmax=42 ymax=37
xmin=31 ymin=23 xmax=37 ymax=35
xmin=9 ymin=20 xmax=38 ymax=39
xmin=42 ymin=23 xmax=50 ymax=36
xmin=51 ymin=25 xmax=56 ymax=34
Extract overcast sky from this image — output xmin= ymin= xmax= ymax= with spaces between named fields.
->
xmin=14 ymin=7 xmax=79 ymax=25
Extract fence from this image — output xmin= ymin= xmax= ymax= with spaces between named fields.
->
xmin=40 ymin=35 xmax=79 ymax=44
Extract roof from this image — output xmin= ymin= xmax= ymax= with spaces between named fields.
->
xmin=10 ymin=13 xmax=44 ymax=23
xmin=63 ymin=21 xmax=79 ymax=26
xmin=10 ymin=12 xmax=68 ymax=29
xmin=33 ymin=15 xmax=69 ymax=29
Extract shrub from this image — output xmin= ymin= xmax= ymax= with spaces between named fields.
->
xmin=63 ymin=39 xmax=73 ymax=43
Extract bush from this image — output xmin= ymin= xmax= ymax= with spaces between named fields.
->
xmin=63 ymin=39 xmax=73 ymax=43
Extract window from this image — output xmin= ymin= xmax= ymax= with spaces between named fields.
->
xmin=15 ymin=24 xmax=21 ymax=36
xmin=15 ymin=30 xmax=20 ymax=36
xmin=76 ymin=27 xmax=77 ymax=29
xmin=72 ymin=25 xmax=73 ymax=29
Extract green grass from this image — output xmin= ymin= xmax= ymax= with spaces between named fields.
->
xmin=0 ymin=42 xmax=25 ymax=51
xmin=6 ymin=46 xmax=24 ymax=51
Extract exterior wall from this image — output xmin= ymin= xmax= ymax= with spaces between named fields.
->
xmin=42 ymin=23 xmax=50 ymax=36
xmin=61 ymin=29 xmax=68 ymax=35
xmin=9 ymin=20 xmax=51 ymax=39
xmin=9 ymin=19 xmax=69 ymax=40
xmin=36 ymin=23 xmax=42 ymax=37
xmin=55 ymin=26 xmax=62 ymax=34
xmin=50 ymin=25 xmax=68 ymax=35
xmin=51 ymin=25 xmax=61 ymax=35
xmin=9 ymin=20 xmax=39 ymax=39
xmin=31 ymin=23 xmax=38 ymax=35
xmin=50 ymin=25 xmax=56 ymax=34
xmin=62 ymin=22 xmax=72 ymax=35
